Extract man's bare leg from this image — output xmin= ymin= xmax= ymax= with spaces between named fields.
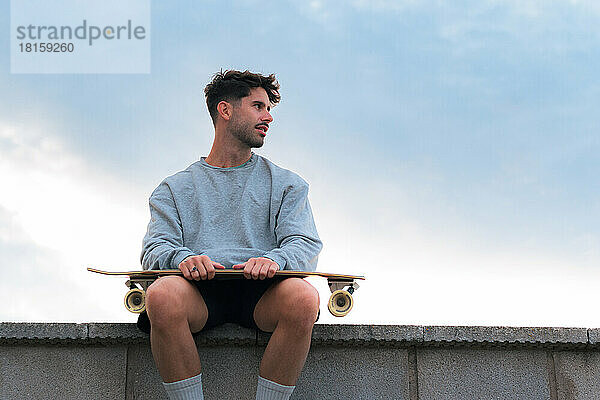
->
xmin=145 ymin=276 xmax=209 ymax=382
xmin=253 ymin=278 xmax=320 ymax=386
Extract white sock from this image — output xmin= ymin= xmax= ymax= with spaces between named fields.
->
xmin=255 ymin=375 xmax=295 ymax=400
xmin=162 ymin=372 xmax=204 ymax=400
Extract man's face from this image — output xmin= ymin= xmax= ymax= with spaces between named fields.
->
xmin=228 ymin=87 xmax=273 ymax=148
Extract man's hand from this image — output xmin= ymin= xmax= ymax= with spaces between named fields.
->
xmin=232 ymin=257 xmax=280 ymax=280
xmin=179 ymin=255 xmax=225 ymax=280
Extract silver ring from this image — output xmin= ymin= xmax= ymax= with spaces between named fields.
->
xmin=191 ymin=267 xmax=197 ymax=272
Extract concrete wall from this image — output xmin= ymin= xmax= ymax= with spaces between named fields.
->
xmin=2 ymin=323 xmax=600 ymax=399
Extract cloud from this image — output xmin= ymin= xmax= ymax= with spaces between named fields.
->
xmin=0 ymin=205 xmax=71 ymax=321
xmin=0 ymin=121 xmax=148 ymax=322
xmin=351 ymin=0 xmax=421 ymax=13
xmin=349 ymin=0 xmax=600 ymax=17
xmin=0 ymin=123 xmax=147 ymax=264
xmin=309 ymin=175 xmax=600 ymax=327
xmin=492 ymin=0 xmax=600 ymax=17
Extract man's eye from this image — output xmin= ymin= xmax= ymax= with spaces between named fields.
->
xmin=254 ymin=104 xmax=261 ymax=109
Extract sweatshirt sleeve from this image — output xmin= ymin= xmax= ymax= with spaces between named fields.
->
xmin=140 ymin=181 xmax=196 ymax=270
xmin=263 ymin=181 xmax=322 ymax=271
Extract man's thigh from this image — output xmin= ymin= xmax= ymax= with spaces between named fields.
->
xmin=253 ymin=277 xmax=320 ymax=333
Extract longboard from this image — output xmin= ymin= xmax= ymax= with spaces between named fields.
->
xmin=87 ymin=267 xmax=364 ymax=317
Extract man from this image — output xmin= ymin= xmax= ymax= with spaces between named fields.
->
xmin=139 ymin=70 xmax=323 ymax=400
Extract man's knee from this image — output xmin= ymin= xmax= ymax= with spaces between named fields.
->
xmin=280 ymin=279 xmax=320 ymax=326
xmin=145 ymin=277 xmax=199 ymax=327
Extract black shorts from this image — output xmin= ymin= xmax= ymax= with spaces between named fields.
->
xmin=137 ymin=277 xmax=284 ymax=334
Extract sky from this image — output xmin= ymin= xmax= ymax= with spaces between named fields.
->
xmin=1 ymin=0 xmax=599 ymax=328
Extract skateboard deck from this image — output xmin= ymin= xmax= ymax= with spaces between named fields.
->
xmin=87 ymin=267 xmax=364 ymax=317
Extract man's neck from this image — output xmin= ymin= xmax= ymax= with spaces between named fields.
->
xmin=205 ymin=151 xmax=252 ymax=168
xmin=205 ymin=136 xmax=252 ymax=168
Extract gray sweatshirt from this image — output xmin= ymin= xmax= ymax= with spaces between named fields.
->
xmin=141 ymin=153 xmax=322 ymax=271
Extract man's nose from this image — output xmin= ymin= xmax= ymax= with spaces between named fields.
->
xmin=262 ymin=111 xmax=273 ymax=123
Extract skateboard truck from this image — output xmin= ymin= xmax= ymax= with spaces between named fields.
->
xmin=124 ymin=279 xmax=151 ymax=314
xmin=327 ymin=279 xmax=360 ymax=317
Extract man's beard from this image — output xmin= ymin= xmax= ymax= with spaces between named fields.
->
xmin=231 ymin=124 xmax=264 ymax=148
xmin=229 ymin=114 xmax=264 ymax=149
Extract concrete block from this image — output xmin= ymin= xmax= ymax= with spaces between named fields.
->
xmin=418 ymin=348 xmax=550 ymax=399
xmin=201 ymin=346 xmax=263 ymax=399
xmin=0 ymin=322 xmax=87 ymax=342
xmin=125 ymin=344 xmax=163 ymax=400
xmin=89 ymin=322 xmax=146 ymax=342
xmin=0 ymin=345 xmax=126 ymax=399
xmin=126 ymin=342 xmax=409 ymax=400
xmin=126 ymin=343 xmax=262 ymax=400
xmin=424 ymin=325 xmax=588 ymax=346
xmin=312 ymin=324 xmax=422 ymax=346
xmin=554 ymin=351 xmax=600 ymax=399
xmin=295 ymin=346 xmax=410 ymax=399
xmin=587 ymin=328 xmax=600 ymax=345
xmin=258 ymin=324 xmax=423 ymax=347
xmin=195 ymin=323 xmax=257 ymax=345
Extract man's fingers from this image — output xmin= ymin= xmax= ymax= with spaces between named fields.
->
xmin=179 ymin=256 xmax=201 ymax=280
xmin=189 ymin=259 xmax=202 ymax=280
xmin=245 ymin=259 xmax=257 ymax=279
xmin=258 ymin=263 xmax=270 ymax=280
xmin=197 ymin=258 xmax=211 ymax=280
xmin=184 ymin=258 xmax=202 ymax=281
xmin=190 ymin=267 xmax=201 ymax=280
xmin=259 ymin=262 xmax=278 ymax=279
xmin=205 ymin=262 xmax=217 ymax=280
xmin=180 ymin=261 xmax=201 ymax=281
xmin=179 ymin=263 xmax=192 ymax=280
xmin=179 ymin=255 xmax=228 ymax=280
xmin=253 ymin=262 xmax=263 ymax=280
xmin=207 ymin=265 xmax=215 ymax=280
xmin=213 ymin=262 xmax=226 ymax=270
xmin=180 ymin=259 xmax=195 ymax=280
xmin=180 ymin=257 xmax=277 ymax=280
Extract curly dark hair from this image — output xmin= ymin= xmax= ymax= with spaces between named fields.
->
xmin=204 ymin=70 xmax=281 ymax=125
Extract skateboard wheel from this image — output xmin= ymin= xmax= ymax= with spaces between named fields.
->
xmin=124 ymin=288 xmax=146 ymax=313
xmin=328 ymin=290 xmax=353 ymax=317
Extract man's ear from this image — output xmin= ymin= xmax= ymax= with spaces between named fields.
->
xmin=217 ymin=101 xmax=233 ymax=121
